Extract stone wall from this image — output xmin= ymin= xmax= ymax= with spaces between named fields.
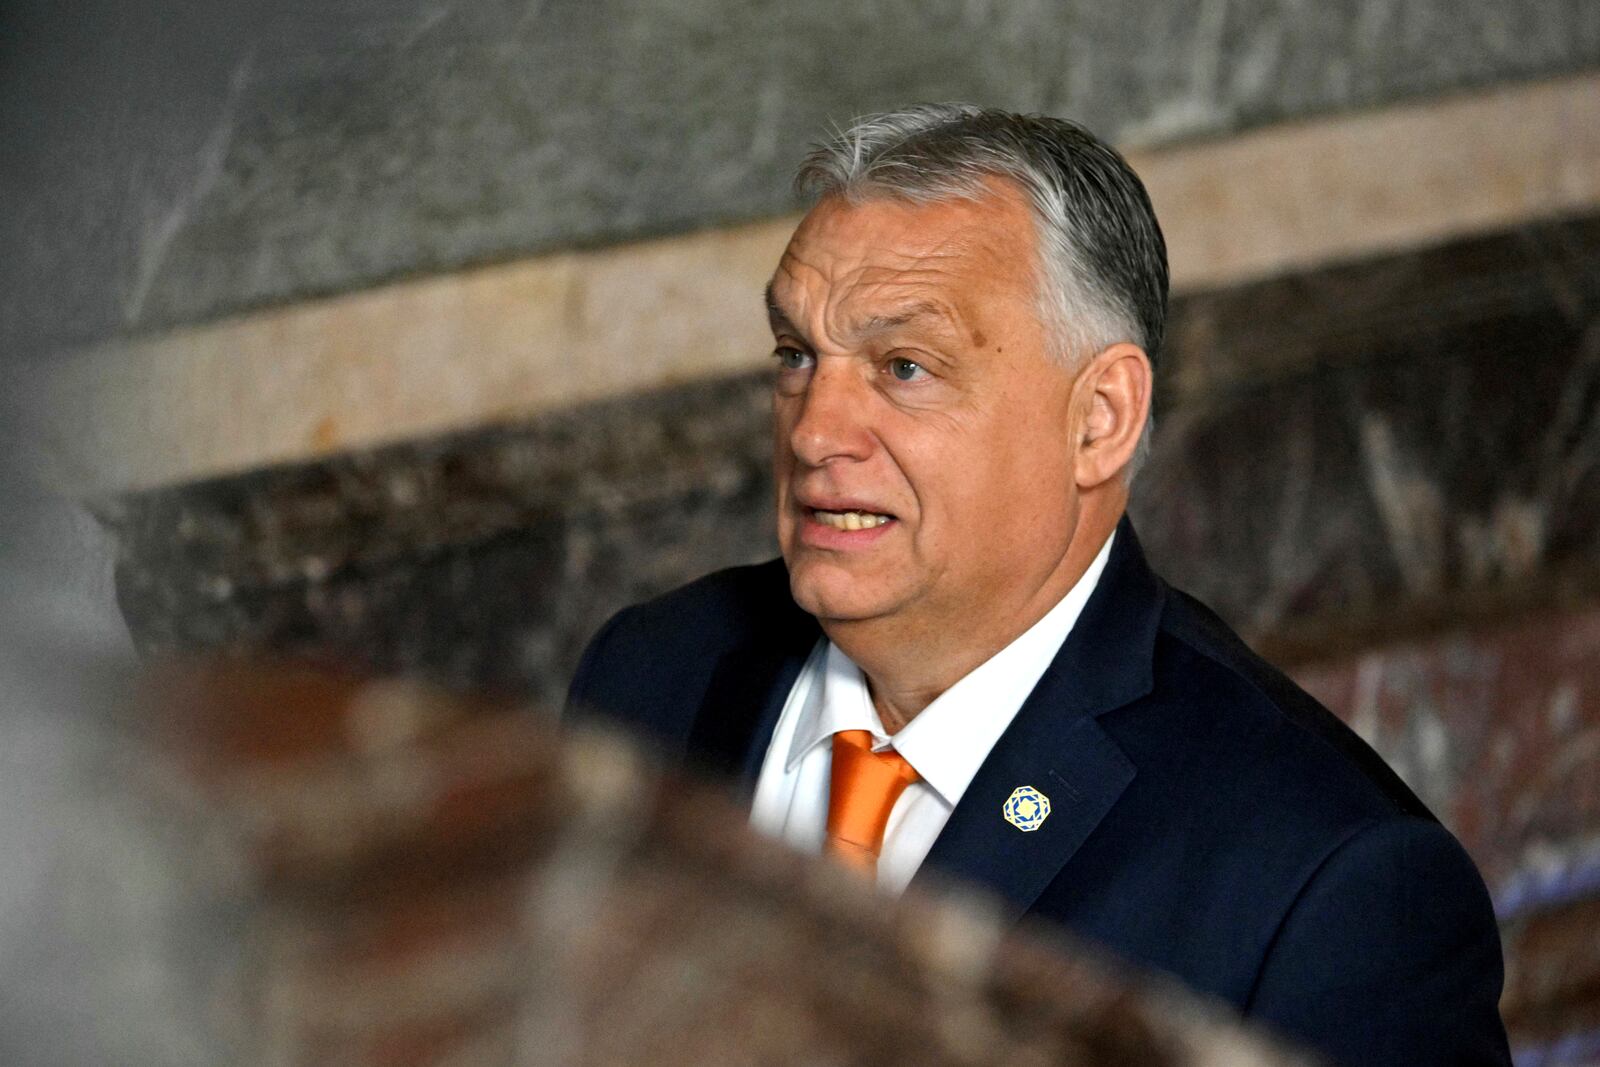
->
xmin=8 ymin=0 xmax=1599 ymax=359
xmin=110 ymin=216 xmax=1600 ymax=690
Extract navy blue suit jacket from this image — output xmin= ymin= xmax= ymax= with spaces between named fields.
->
xmin=566 ymin=519 xmax=1510 ymax=1066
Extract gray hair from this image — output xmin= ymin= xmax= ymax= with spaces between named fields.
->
xmin=794 ymin=104 xmax=1168 ymax=475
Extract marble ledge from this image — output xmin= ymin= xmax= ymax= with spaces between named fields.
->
xmin=105 ymin=215 xmax=1600 ymax=707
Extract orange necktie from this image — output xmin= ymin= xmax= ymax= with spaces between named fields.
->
xmin=826 ymin=729 xmax=920 ymax=874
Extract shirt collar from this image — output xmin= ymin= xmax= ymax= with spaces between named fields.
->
xmin=785 ymin=640 xmax=885 ymax=772
xmin=783 ymin=530 xmax=1118 ymax=803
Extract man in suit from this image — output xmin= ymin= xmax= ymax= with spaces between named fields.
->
xmin=567 ymin=104 xmax=1510 ymax=1066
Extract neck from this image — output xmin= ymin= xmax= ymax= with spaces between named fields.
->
xmin=826 ymin=498 xmax=1124 ymax=734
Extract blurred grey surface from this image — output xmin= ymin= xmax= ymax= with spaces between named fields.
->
xmin=0 ymin=467 xmax=157 ymax=1066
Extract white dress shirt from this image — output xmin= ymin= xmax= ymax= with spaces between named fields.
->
xmin=749 ymin=530 xmax=1116 ymax=895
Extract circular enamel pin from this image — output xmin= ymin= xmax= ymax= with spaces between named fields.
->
xmin=1003 ymin=785 xmax=1051 ymax=832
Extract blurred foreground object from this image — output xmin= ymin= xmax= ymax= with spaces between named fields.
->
xmin=92 ymin=659 xmax=1314 ymax=1067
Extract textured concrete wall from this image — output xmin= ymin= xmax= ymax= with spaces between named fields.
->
xmin=6 ymin=0 xmax=1598 ymax=358
xmin=31 ymin=73 xmax=1600 ymax=497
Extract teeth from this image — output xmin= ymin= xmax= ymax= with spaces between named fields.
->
xmin=813 ymin=510 xmax=892 ymax=530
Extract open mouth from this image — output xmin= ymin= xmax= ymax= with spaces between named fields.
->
xmin=807 ymin=508 xmax=895 ymax=531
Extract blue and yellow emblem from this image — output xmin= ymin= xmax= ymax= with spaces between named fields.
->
xmin=1002 ymin=785 xmax=1051 ymax=832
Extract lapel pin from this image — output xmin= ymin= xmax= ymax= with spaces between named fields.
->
xmin=1003 ymin=785 xmax=1051 ymax=832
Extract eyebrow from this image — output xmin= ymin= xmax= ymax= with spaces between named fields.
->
xmin=764 ymin=282 xmax=789 ymax=327
xmin=763 ymin=282 xmax=960 ymax=343
xmin=856 ymin=301 xmax=956 ymax=335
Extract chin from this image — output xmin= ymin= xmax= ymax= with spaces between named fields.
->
xmin=786 ymin=559 xmax=896 ymax=623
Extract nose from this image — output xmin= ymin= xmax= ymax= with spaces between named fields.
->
xmin=786 ymin=359 xmax=874 ymax=468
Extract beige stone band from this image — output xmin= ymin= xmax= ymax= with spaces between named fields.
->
xmin=27 ymin=73 xmax=1600 ymax=495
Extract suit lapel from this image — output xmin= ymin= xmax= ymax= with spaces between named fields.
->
xmin=690 ymin=636 xmax=815 ymax=785
xmin=912 ymin=518 xmax=1166 ymax=921
xmin=914 ymin=710 xmax=1135 ymax=922
xmin=686 ymin=560 xmax=821 ymax=786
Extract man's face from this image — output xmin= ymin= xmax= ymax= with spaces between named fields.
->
xmin=769 ymin=181 xmax=1085 ymax=640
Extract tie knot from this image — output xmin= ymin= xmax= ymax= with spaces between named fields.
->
xmin=826 ymin=730 xmax=919 ymax=874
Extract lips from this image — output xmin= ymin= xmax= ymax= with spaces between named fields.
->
xmin=794 ymin=495 xmax=898 ymax=541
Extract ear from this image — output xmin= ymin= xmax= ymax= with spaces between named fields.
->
xmin=1075 ymin=342 xmax=1152 ymax=489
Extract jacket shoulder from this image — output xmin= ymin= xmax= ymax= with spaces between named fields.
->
xmin=607 ymin=558 xmax=800 ymax=649
xmin=565 ymin=559 xmax=810 ymax=747
xmin=1153 ymin=598 xmax=1510 ymax=1065
xmin=1150 ymin=586 xmax=1434 ymax=826
xmin=1069 ymin=581 xmax=1503 ymax=1045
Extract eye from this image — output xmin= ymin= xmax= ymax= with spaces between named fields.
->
xmin=887 ymin=356 xmax=929 ymax=382
xmin=773 ymin=346 xmax=814 ymax=371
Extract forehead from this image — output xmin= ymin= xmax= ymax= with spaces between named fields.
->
xmin=769 ymin=180 xmax=1041 ymax=332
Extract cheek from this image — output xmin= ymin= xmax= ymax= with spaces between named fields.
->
xmin=893 ymin=427 xmax=995 ymax=538
xmin=926 ymin=413 xmax=1071 ymax=532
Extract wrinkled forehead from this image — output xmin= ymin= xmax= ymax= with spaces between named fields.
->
xmin=768 ymin=185 xmax=1042 ymax=333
